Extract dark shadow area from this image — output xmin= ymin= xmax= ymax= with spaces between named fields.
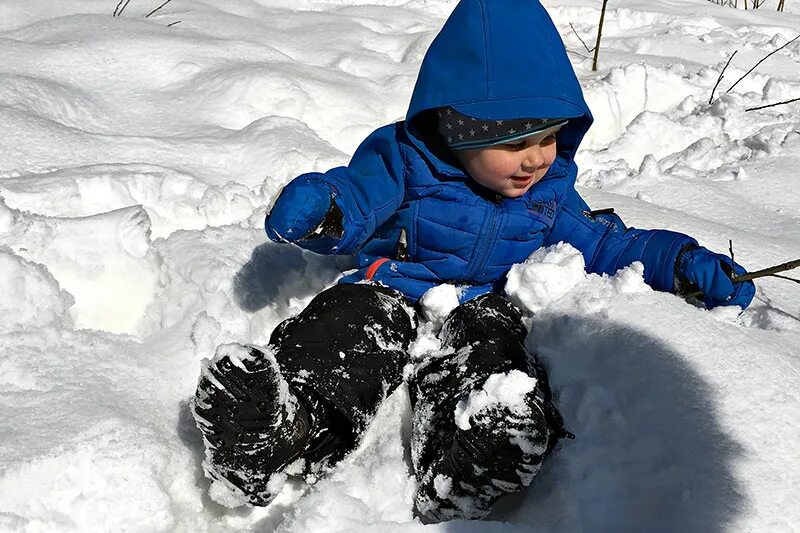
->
xmin=232 ymin=241 xmax=353 ymax=315
xmin=749 ymin=293 xmax=800 ymax=329
xmin=464 ymin=315 xmax=748 ymax=533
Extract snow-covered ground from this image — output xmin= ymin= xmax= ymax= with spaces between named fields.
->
xmin=1 ymin=0 xmax=798 ymax=531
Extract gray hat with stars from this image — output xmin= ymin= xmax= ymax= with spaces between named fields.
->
xmin=436 ymin=106 xmax=568 ymax=150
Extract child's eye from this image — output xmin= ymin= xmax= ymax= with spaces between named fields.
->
xmin=540 ymin=134 xmax=557 ymax=145
xmin=503 ymin=141 xmax=526 ymax=150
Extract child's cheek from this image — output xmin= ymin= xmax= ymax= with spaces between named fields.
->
xmin=488 ymin=157 xmax=516 ymax=179
xmin=546 ymin=144 xmax=558 ymax=165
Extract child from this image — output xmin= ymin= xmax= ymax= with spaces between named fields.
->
xmin=191 ymin=0 xmax=755 ymax=522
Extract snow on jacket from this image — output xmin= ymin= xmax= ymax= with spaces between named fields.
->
xmin=277 ymin=0 xmax=697 ymax=302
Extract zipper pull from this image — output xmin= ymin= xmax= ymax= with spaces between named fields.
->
xmin=396 ymin=227 xmax=409 ymax=262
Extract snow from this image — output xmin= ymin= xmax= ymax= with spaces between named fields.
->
xmin=0 ymin=0 xmax=798 ymax=531
xmin=453 ymin=370 xmax=539 ymax=431
xmin=506 ymin=242 xmax=590 ymax=313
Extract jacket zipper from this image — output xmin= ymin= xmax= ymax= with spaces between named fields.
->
xmin=466 ymin=196 xmax=503 ymax=281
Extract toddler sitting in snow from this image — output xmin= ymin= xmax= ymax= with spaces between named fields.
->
xmin=191 ymin=0 xmax=755 ymax=522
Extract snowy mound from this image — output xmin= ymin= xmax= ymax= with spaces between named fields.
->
xmin=0 ymin=0 xmax=798 ymax=531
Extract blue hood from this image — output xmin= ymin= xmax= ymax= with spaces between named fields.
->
xmin=405 ymin=0 xmax=593 ymax=176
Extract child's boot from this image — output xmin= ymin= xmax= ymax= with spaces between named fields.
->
xmin=410 ymin=293 xmax=567 ymax=522
xmin=191 ymin=343 xmax=311 ymax=506
xmin=413 ymin=380 xmax=553 ymax=522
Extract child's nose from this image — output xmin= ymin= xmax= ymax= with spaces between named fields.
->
xmin=521 ymin=146 xmax=546 ymax=170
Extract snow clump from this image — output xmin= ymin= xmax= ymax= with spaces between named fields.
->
xmin=454 ymin=370 xmax=538 ymax=431
xmin=418 ymin=283 xmax=460 ymax=327
xmin=505 ymin=242 xmax=587 ymax=313
xmin=0 ymin=248 xmax=74 ymax=332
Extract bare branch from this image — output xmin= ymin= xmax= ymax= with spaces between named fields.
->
xmin=746 ymin=96 xmax=800 ymax=111
xmin=592 ymin=0 xmax=609 ymax=72
xmin=566 ymin=48 xmax=594 ymax=61
xmin=728 ymin=240 xmax=735 ymax=271
xmin=145 ymin=0 xmax=173 ymax=18
xmin=167 ymin=20 xmax=181 ymax=27
xmin=733 ymin=258 xmax=800 ymax=283
xmin=709 ymin=50 xmax=737 ymax=104
xmin=686 ymin=258 xmax=800 ymax=299
xmin=772 ymin=274 xmax=800 ymax=284
xmin=726 ymin=33 xmax=800 ymax=94
xmin=117 ymin=0 xmax=134 ymax=17
xmin=113 ymin=0 xmax=126 ymax=17
xmin=569 ymin=23 xmax=595 ymax=53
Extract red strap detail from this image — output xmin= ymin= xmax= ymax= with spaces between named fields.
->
xmin=365 ymin=258 xmax=390 ymax=281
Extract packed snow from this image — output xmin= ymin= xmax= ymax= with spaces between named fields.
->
xmin=453 ymin=370 xmax=539 ymax=431
xmin=1 ymin=0 xmax=798 ymax=531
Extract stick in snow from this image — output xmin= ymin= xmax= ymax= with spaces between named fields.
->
xmin=725 ymin=34 xmax=800 ymax=94
xmin=570 ymin=23 xmax=595 ymax=53
xmin=116 ymin=0 xmax=134 ymax=17
xmin=686 ymin=258 xmax=800 ymax=299
xmin=592 ymin=0 xmax=609 ymax=72
xmin=145 ymin=0 xmax=174 ymax=18
xmin=746 ymin=96 xmax=800 ymax=112
xmin=709 ymin=50 xmax=737 ymax=104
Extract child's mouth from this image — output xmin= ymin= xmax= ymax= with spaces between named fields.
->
xmin=510 ymin=175 xmax=533 ymax=183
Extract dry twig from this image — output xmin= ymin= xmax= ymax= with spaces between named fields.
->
xmin=709 ymin=50 xmax=738 ymax=104
xmin=687 ymin=258 xmax=800 ymax=299
xmin=746 ymin=96 xmax=800 ymax=111
xmin=116 ymin=0 xmax=134 ymax=17
xmin=145 ymin=0 xmax=173 ymax=18
xmin=725 ymin=34 xmax=800 ymax=94
xmin=592 ymin=0 xmax=609 ymax=72
xmin=570 ymin=23 xmax=595 ymax=53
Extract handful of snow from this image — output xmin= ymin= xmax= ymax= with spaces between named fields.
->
xmin=454 ymin=370 xmax=538 ymax=431
xmin=418 ymin=283 xmax=460 ymax=327
xmin=505 ymin=242 xmax=587 ymax=314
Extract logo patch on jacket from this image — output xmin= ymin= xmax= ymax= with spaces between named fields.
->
xmin=525 ymin=199 xmax=557 ymax=223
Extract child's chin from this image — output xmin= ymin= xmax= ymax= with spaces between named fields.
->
xmin=502 ymin=186 xmax=531 ymax=199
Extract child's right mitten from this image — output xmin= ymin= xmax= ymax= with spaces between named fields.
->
xmin=264 ymin=175 xmax=342 ymax=253
xmin=676 ymin=246 xmax=756 ymax=310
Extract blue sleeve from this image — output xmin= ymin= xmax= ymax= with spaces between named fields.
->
xmin=309 ymin=124 xmax=406 ymax=255
xmin=544 ymin=188 xmax=697 ymax=292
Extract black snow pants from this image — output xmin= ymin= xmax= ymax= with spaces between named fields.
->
xmin=268 ymin=282 xmax=565 ymax=521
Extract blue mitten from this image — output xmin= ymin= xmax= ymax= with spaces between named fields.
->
xmin=265 ymin=176 xmax=341 ymax=253
xmin=676 ymin=246 xmax=755 ymax=309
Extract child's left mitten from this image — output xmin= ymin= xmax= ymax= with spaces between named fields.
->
xmin=676 ymin=246 xmax=756 ymax=310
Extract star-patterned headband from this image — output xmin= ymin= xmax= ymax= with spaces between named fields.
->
xmin=436 ymin=106 xmax=568 ymax=150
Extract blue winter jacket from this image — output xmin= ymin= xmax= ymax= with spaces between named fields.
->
xmin=276 ymin=0 xmax=696 ymax=302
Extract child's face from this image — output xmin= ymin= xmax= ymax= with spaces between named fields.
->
xmin=453 ymin=127 xmax=560 ymax=198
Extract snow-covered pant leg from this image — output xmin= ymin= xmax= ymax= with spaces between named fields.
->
xmin=269 ymin=282 xmax=416 ymax=467
xmin=410 ymin=293 xmax=564 ymax=522
xmin=192 ymin=283 xmax=415 ymax=507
